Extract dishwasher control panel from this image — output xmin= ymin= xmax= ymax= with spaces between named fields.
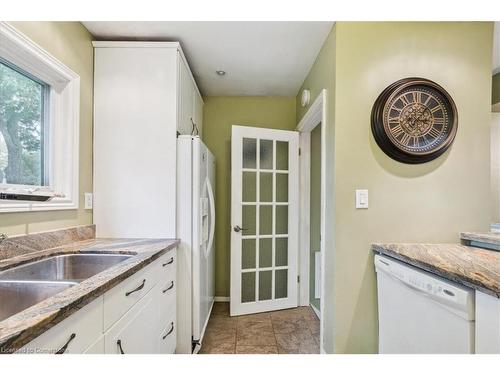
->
xmin=374 ymin=254 xmax=473 ymax=309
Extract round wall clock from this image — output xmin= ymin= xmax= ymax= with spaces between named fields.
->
xmin=371 ymin=77 xmax=458 ymax=164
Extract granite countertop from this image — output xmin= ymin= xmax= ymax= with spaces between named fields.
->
xmin=460 ymin=232 xmax=500 ymax=247
xmin=372 ymin=243 xmax=500 ymax=298
xmin=0 ymin=236 xmax=179 ymax=353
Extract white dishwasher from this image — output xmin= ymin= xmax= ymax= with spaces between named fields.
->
xmin=374 ymin=254 xmax=475 ymax=354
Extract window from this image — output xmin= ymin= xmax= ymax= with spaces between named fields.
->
xmin=0 ymin=59 xmax=49 ymax=187
xmin=0 ymin=22 xmax=80 ymax=212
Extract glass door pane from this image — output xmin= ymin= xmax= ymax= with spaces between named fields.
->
xmin=240 ymin=136 xmax=290 ymax=303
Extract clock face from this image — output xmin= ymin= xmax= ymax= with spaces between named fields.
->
xmin=371 ymin=78 xmax=458 ymax=164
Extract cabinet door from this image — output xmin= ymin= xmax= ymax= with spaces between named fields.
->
xmin=104 ymin=289 xmax=160 ymax=354
xmin=178 ymin=57 xmax=194 ymax=135
xmin=193 ymin=90 xmax=203 ymax=138
xmin=83 ymin=335 xmax=105 ymax=354
xmin=17 ymin=296 xmax=103 ymax=354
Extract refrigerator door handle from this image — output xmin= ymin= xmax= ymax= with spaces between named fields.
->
xmin=205 ymin=177 xmax=216 ymax=258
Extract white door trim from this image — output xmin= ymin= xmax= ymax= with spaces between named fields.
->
xmin=230 ymin=125 xmax=299 ymax=316
xmin=296 ymin=89 xmax=327 ymax=353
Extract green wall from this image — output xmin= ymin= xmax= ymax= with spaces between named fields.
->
xmin=493 ymin=72 xmax=500 ymax=105
xmin=296 ymin=24 xmax=337 ymax=353
xmin=1 ymin=22 xmax=94 ymax=235
xmin=297 ymin=22 xmax=493 ymax=353
xmin=309 ymin=124 xmax=321 ymax=311
xmin=202 ymin=97 xmax=297 ymax=297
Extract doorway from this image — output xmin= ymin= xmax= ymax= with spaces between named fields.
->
xmin=297 ymin=89 xmax=327 ymax=353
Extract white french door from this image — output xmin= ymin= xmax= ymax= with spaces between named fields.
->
xmin=230 ymin=125 xmax=299 ymax=316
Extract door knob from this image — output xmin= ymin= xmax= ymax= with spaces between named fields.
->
xmin=233 ymin=225 xmax=247 ymax=233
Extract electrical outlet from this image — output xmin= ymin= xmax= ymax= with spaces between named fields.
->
xmin=84 ymin=193 xmax=93 ymax=209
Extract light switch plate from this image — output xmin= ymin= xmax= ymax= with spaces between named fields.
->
xmin=355 ymin=189 xmax=369 ymax=209
xmin=84 ymin=193 xmax=93 ymax=209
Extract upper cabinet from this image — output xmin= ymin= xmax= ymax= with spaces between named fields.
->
xmin=93 ymin=42 xmax=203 ymax=239
xmin=178 ymin=57 xmax=203 ymax=137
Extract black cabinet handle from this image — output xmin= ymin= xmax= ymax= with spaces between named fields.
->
xmin=162 ymin=323 xmax=174 ymax=340
xmin=55 ymin=333 xmax=76 ymax=354
xmin=162 ymin=281 xmax=174 ymax=293
xmin=125 ymin=279 xmax=146 ymax=296
xmin=162 ymin=258 xmax=174 ymax=267
xmin=117 ymin=339 xmax=125 ymax=354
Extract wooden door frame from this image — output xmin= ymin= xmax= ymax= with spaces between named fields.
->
xmin=296 ymin=89 xmax=327 ymax=353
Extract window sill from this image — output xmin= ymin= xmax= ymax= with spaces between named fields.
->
xmin=0 ymin=197 xmax=78 ymax=213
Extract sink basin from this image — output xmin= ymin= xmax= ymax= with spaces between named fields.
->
xmin=0 ymin=253 xmax=133 ymax=283
xmin=0 ymin=280 xmax=77 ymax=321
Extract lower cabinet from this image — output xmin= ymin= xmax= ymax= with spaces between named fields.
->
xmin=476 ymin=291 xmax=500 ymax=354
xmin=17 ymin=296 xmax=103 ymax=354
xmin=83 ymin=335 xmax=105 ymax=354
xmin=105 ymin=288 xmax=159 ymax=354
xmin=17 ymin=249 xmax=177 ymax=354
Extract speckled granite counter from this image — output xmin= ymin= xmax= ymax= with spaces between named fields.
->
xmin=372 ymin=243 xmax=500 ymax=298
xmin=0 ymin=234 xmax=179 ymax=352
xmin=460 ymin=232 xmax=500 ymax=248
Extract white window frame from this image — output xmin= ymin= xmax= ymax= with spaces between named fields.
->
xmin=0 ymin=22 xmax=80 ymax=213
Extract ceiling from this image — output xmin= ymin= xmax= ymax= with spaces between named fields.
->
xmin=82 ymin=21 xmax=333 ymax=97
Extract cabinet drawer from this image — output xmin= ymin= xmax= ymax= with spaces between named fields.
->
xmin=158 ymin=320 xmax=176 ymax=354
xmin=103 ymin=260 xmax=158 ymax=330
xmin=157 ymin=250 xmax=176 ymax=281
xmin=17 ymin=296 xmax=103 ymax=354
xmin=104 ymin=288 xmax=159 ymax=354
xmin=158 ymin=276 xmax=176 ymax=321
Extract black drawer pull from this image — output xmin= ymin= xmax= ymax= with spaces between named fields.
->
xmin=162 ymin=257 xmax=174 ymax=267
xmin=162 ymin=322 xmax=174 ymax=340
xmin=55 ymin=333 xmax=76 ymax=354
xmin=125 ymin=279 xmax=146 ymax=296
xmin=162 ymin=281 xmax=174 ymax=293
xmin=117 ymin=339 xmax=125 ymax=354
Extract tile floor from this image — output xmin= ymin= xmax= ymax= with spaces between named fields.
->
xmin=199 ymin=302 xmax=320 ymax=354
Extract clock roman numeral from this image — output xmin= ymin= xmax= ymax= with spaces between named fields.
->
xmin=428 ymin=127 xmax=441 ymax=138
xmin=433 ymin=117 xmax=445 ymax=125
xmin=430 ymin=105 xmax=442 ymax=114
xmin=412 ymin=91 xmax=422 ymax=104
xmin=390 ymin=124 xmax=405 ymax=138
xmin=399 ymin=95 xmax=410 ymax=106
xmin=400 ymin=133 xmax=412 ymax=146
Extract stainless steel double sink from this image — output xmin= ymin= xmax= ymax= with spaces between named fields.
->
xmin=0 ymin=253 xmax=133 ymax=321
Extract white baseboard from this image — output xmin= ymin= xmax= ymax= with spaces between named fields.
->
xmin=214 ymin=296 xmax=230 ymax=302
xmin=310 ymin=303 xmax=320 ymax=319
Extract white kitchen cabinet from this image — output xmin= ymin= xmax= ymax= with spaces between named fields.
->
xmin=178 ymin=58 xmax=195 ymax=136
xmin=475 ymin=291 xmax=500 ymax=353
xmin=16 ymin=248 xmax=177 ymax=354
xmin=93 ymin=42 xmax=203 ymax=239
xmin=193 ymin=88 xmax=204 ymax=138
xmin=83 ymin=335 xmax=105 ymax=354
xmin=103 ymin=258 xmax=158 ymax=330
xmin=17 ymin=296 xmax=103 ymax=354
xmin=105 ymin=288 xmax=160 ymax=354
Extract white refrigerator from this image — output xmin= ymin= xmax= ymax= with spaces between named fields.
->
xmin=177 ymin=135 xmax=216 ymax=353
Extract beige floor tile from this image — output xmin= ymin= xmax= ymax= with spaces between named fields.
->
xmin=199 ymin=340 xmax=235 ymax=354
xmin=237 ymin=312 xmax=271 ymax=323
xmin=271 ymin=316 xmax=310 ymax=335
xmin=235 ymin=345 xmax=278 ymax=354
xmin=211 ymin=302 xmax=230 ymax=316
xmin=307 ymin=318 xmax=320 ymax=337
xmin=206 ymin=315 xmax=238 ymax=331
xmin=275 ymin=331 xmax=319 ymax=354
xmin=237 ymin=320 xmax=276 ymax=346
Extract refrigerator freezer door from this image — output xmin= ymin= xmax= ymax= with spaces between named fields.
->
xmin=192 ymin=137 xmax=216 ymax=345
